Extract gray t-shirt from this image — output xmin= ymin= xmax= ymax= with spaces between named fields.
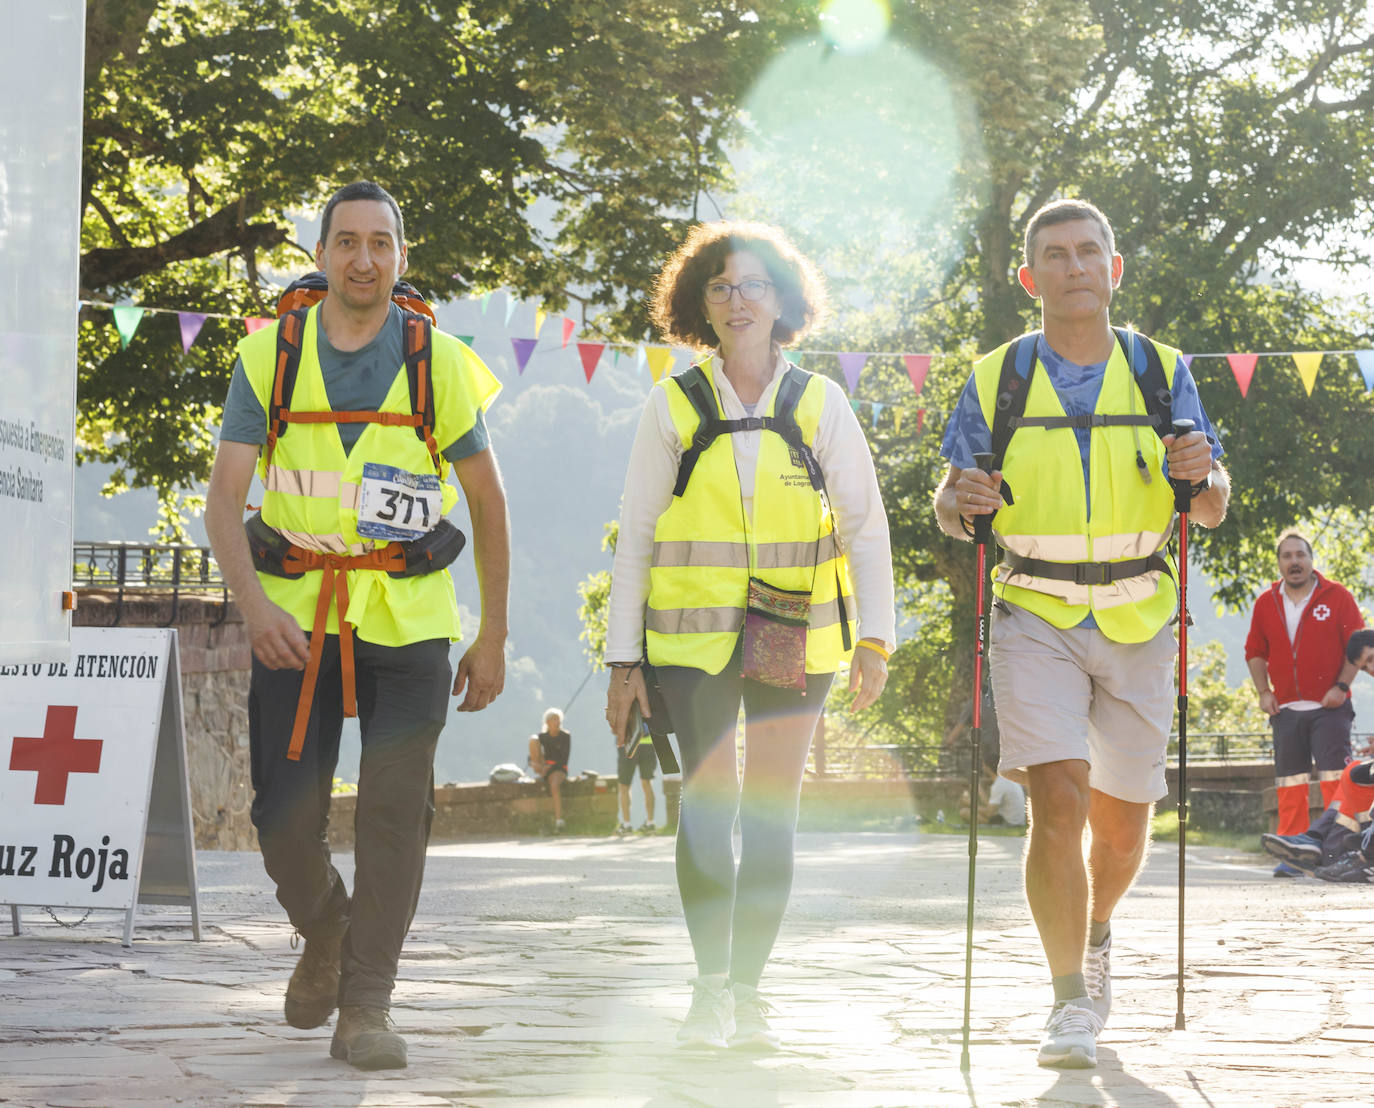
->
xmin=218 ymin=303 xmax=488 ymax=461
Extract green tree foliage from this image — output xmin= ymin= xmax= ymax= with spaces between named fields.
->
xmin=1178 ymin=641 xmax=1264 ymax=756
xmin=79 ymin=0 xmax=817 ymax=530
xmin=577 ymin=521 xmax=618 ymax=668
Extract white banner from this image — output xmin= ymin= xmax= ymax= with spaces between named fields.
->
xmin=0 ymin=3 xmax=85 ymax=663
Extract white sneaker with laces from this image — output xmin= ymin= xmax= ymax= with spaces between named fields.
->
xmin=1037 ymin=1000 xmax=1103 ymax=1068
xmin=676 ymin=975 xmax=733 ymax=1049
xmin=728 ymin=982 xmax=781 ymax=1051
xmin=1084 ymin=935 xmax=1112 ymax=1026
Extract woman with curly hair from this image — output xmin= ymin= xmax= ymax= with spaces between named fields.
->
xmin=603 ymin=221 xmax=895 ymax=1050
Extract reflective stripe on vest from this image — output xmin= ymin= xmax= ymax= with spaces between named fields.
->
xmin=645 ymin=356 xmax=855 ymax=674
xmin=973 ymin=335 xmax=1181 ymax=643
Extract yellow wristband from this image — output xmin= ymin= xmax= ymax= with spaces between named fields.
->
xmin=855 ymin=639 xmax=890 ymax=662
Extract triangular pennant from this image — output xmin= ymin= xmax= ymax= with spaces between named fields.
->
xmin=837 ymin=352 xmax=869 ymax=394
xmin=505 ymin=296 xmax=520 ymax=327
xmin=870 ymin=401 xmax=883 ymax=429
xmin=1292 ymin=352 xmax=1323 ymax=396
xmin=561 ymin=317 xmax=576 ymax=348
xmin=244 ymin=316 xmax=273 ymax=335
xmin=1180 ymin=354 xmax=1194 ymax=370
xmin=112 ymin=305 xmax=146 ymax=348
xmin=902 ymin=354 xmax=931 ymax=395
xmin=176 ymin=311 xmax=207 ymax=353
xmin=646 ymin=347 xmax=675 ymax=382
xmin=457 ymin=334 xmax=475 ymax=347
xmin=635 ymin=346 xmax=647 ymax=374
xmin=893 ymin=408 xmax=904 ymax=436
xmin=511 ymin=337 xmax=538 ymax=374
xmin=479 ymin=292 xmax=492 ymax=315
xmin=1355 ymin=351 xmax=1374 ymax=391
xmin=535 ymin=307 xmax=547 ymax=336
xmin=1226 ymin=353 xmax=1258 ymax=398
xmin=577 ymin=342 xmax=605 ymax=383
xmin=850 ymin=398 xmax=861 ymax=412
xmin=916 ymin=408 xmax=926 ymax=433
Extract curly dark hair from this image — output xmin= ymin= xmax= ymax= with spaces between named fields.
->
xmin=649 ymin=221 xmax=827 ymax=350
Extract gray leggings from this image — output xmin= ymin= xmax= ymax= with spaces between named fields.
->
xmin=656 ymin=660 xmax=833 ymax=986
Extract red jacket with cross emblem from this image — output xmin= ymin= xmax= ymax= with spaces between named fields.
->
xmin=1244 ymin=573 xmax=1365 ymax=705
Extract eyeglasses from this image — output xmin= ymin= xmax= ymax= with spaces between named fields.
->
xmin=702 ymin=279 xmax=774 ymax=304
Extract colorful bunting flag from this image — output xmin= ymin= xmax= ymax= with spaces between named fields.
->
xmin=577 ymin=342 xmax=605 ymax=383
xmin=1292 ymin=352 xmax=1323 ymax=396
xmin=561 ymin=318 xmax=576 ymax=348
xmin=837 ymin=352 xmax=869 ymax=395
xmin=511 ymin=337 xmax=538 ymax=374
xmin=243 ymin=317 xmax=273 ymax=335
xmin=916 ymin=408 xmax=926 ymax=433
xmin=479 ymin=292 xmax=492 ymax=314
xmin=893 ymin=408 xmax=903 ymax=436
xmin=457 ymin=335 xmax=475 ymax=347
xmin=176 ymin=311 xmax=206 ymax=353
xmin=870 ymin=401 xmax=883 ymax=428
xmin=112 ymin=305 xmax=146 ymax=348
xmin=535 ymin=307 xmax=547 ymax=336
xmin=1355 ymin=351 xmax=1374 ymax=391
xmin=635 ymin=346 xmax=647 ymax=375
xmin=1180 ymin=354 xmax=1194 ymax=371
xmin=1226 ymin=353 xmax=1258 ymax=398
xmin=902 ymin=354 xmax=931 ymax=395
xmin=504 ymin=296 xmax=520 ymax=326
xmin=850 ymin=398 xmax=861 ymax=413
xmin=646 ymin=347 xmax=675 ymax=382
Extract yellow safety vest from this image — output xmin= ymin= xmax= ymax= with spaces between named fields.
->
xmin=237 ymin=304 xmax=500 ymax=646
xmin=973 ymin=334 xmax=1181 ymax=644
xmin=645 ymin=356 xmax=856 ymax=674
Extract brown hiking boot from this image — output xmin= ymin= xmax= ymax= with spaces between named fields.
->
xmin=284 ymin=928 xmax=343 ymax=1029
xmin=329 ymin=1005 xmax=407 ymax=1069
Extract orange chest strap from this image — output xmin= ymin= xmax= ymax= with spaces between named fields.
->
xmin=281 ymin=543 xmax=406 ymax=761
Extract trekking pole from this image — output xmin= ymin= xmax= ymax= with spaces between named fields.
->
xmin=960 ymin=450 xmax=996 ymax=1073
xmin=1169 ymin=418 xmax=1195 ymax=1031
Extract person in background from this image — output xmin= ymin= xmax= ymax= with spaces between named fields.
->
xmin=529 ymin=707 xmax=571 ymax=833
xmin=1245 ymin=529 xmax=1363 ymax=876
xmin=604 ymin=221 xmax=895 ymax=1052
xmin=615 ymin=718 xmax=659 ymax=834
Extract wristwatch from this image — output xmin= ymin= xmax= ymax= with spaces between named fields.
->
xmin=1335 ymin=680 xmax=1350 ymax=693
xmin=1189 ymin=473 xmax=1212 ymax=496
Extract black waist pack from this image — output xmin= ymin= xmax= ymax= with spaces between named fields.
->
xmin=244 ymin=512 xmax=466 ymax=580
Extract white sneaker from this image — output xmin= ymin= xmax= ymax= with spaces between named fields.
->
xmin=1037 ymin=1001 xmax=1102 ymax=1068
xmin=615 ymin=822 xmax=633 ymax=835
xmin=676 ymin=976 xmax=733 ymax=1049
xmin=728 ymin=982 xmax=781 ymax=1051
xmin=1084 ymin=935 xmax=1112 ymax=1026
xmin=638 ymin=821 xmax=657 ymax=834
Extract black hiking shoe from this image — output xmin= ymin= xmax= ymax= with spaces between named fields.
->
xmin=330 ymin=1005 xmax=408 ymax=1069
xmin=284 ymin=928 xmax=344 ymax=1029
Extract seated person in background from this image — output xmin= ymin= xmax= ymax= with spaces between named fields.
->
xmin=1261 ymin=630 xmax=1374 ymax=883
xmin=529 ymin=707 xmax=571 ymax=833
xmin=959 ymin=753 xmax=1028 ymax=828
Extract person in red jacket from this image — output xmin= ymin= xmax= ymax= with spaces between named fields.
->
xmin=1245 ymin=530 xmax=1364 ymax=873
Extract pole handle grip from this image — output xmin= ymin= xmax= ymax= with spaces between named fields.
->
xmin=1169 ymin=419 xmax=1196 ymax=512
xmin=971 ymin=453 xmax=995 ymax=544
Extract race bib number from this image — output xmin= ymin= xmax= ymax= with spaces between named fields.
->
xmin=356 ymin=462 xmax=443 ymax=541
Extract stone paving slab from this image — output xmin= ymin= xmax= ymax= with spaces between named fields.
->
xmin=2 ymin=832 xmax=1373 ymax=1106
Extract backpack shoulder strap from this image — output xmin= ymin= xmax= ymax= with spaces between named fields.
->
xmin=402 ymin=312 xmax=440 ymax=472
xmin=1113 ymin=327 xmax=1173 ymax=436
xmin=769 ymin=365 xmax=823 ymax=490
xmin=264 ymin=306 xmax=309 ymax=470
xmin=671 ymin=365 xmax=723 ymax=497
xmin=987 ymin=333 xmax=1038 ymax=474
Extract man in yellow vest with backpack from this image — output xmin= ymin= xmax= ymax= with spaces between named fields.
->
xmin=206 ymin=181 xmax=509 ymax=1070
xmin=934 ymin=198 xmax=1230 ymax=1068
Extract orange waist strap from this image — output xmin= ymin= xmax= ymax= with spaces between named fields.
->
xmin=280 ymin=543 xmax=406 ymax=761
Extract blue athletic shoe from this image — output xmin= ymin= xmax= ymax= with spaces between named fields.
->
xmin=1271 ymin=860 xmax=1305 ymax=878
xmin=1261 ymin=831 xmax=1323 ymax=871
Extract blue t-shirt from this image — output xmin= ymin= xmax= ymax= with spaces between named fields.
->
xmin=940 ymin=332 xmax=1223 ymax=628
xmin=218 ymin=303 xmax=488 ymax=462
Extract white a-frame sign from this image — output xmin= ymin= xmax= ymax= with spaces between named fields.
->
xmin=0 ymin=627 xmax=201 ymax=945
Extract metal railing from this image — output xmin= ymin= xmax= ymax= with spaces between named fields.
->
xmin=72 ymin=541 xmax=227 ymax=626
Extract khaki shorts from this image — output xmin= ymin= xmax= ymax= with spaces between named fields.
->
xmin=989 ymin=600 xmax=1176 ymax=803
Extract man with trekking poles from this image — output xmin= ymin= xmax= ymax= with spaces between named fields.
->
xmin=934 ymin=198 xmax=1230 ymax=1068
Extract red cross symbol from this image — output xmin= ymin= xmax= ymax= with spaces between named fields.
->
xmin=10 ymin=706 xmax=103 ymax=805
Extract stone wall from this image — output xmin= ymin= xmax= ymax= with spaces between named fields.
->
xmin=75 ymin=591 xmax=257 ymax=851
